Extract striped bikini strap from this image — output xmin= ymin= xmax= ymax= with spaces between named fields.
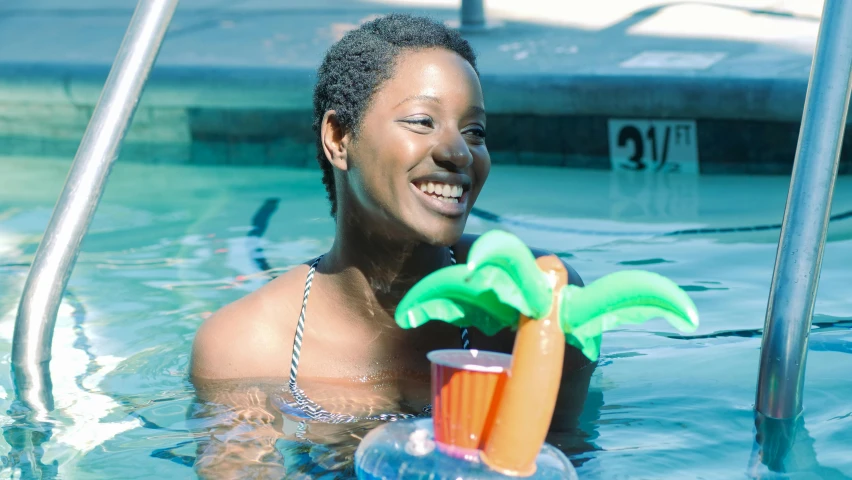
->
xmin=288 ymin=255 xmax=322 ymax=387
xmin=449 ymin=248 xmax=471 ymax=349
xmin=288 ymin=247 xmax=470 ymax=390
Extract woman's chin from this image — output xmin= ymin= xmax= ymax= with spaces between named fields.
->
xmin=412 ymin=220 xmax=466 ymax=247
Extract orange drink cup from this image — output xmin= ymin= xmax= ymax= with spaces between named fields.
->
xmin=427 ymin=349 xmax=512 ymax=459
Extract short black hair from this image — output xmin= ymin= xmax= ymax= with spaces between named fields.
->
xmin=312 ymin=13 xmax=479 ymax=217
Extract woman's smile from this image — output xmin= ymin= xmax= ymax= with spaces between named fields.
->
xmin=410 ymin=180 xmax=469 ymax=217
xmin=410 ymin=172 xmax=472 ymax=217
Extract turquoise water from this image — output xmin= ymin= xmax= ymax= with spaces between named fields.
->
xmin=1 ymin=156 xmax=852 ymax=478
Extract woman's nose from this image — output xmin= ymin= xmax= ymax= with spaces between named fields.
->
xmin=432 ymin=130 xmax=474 ymax=170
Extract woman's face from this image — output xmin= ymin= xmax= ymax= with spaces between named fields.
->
xmin=338 ymin=47 xmax=490 ymax=246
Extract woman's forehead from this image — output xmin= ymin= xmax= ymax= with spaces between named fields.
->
xmin=374 ymin=48 xmax=484 ymax=109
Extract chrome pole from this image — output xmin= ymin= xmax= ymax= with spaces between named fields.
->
xmin=460 ymin=0 xmax=486 ymax=29
xmin=12 ymin=0 xmax=179 ymax=386
xmin=756 ymin=0 xmax=852 ymax=419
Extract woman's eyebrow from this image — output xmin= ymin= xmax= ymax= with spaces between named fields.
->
xmin=467 ymin=105 xmax=486 ymax=116
xmin=395 ymin=94 xmax=441 ymax=108
xmin=395 ymin=95 xmax=486 ymax=117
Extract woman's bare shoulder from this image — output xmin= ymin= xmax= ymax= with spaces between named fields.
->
xmin=189 ymin=264 xmax=311 ymax=381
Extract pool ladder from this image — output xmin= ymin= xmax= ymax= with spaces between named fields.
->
xmin=755 ymin=0 xmax=852 ymax=420
xmin=9 ymin=0 xmax=852 ymax=427
xmin=11 ymin=0 xmax=179 ymax=412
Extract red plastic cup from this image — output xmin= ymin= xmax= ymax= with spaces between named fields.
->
xmin=427 ymin=349 xmax=513 ymax=459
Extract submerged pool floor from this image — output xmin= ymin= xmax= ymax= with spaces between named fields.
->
xmin=1 ymin=157 xmax=851 ymax=479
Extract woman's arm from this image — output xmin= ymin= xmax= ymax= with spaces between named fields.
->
xmin=190 ymin=382 xmax=290 ymax=479
xmin=188 ymin=273 xmax=309 ymax=477
xmin=191 ymin=379 xmax=374 ymax=478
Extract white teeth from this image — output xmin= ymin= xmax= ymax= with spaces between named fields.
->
xmin=415 ymin=181 xmax=464 ymax=199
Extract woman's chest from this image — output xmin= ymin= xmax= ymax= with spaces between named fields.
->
xmin=297 ymin=316 xmax=466 ymax=379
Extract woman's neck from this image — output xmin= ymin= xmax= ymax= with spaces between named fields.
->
xmin=319 ymin=211 xmax=453 ymax=319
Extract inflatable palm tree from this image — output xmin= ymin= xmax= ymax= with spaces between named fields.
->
xmin=395 ymin=230 xmax=698 ymax=476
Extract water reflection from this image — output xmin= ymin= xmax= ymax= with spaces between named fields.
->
xmin=749 ymin=412 xmax=851 ymax=479
xmin=3 ymin=377 xmax=59 ymax=479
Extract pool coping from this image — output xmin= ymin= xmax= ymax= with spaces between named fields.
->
xmin=0 ymin=62 xmax=815 ymax=122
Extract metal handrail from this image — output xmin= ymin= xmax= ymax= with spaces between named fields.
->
xmin=12 ymin=0 xmax=179 ymax=410
xmin=461 ymin=0 xmax=486 ymax=29
xmin=756 ymin=0 xmax=852 ymax=420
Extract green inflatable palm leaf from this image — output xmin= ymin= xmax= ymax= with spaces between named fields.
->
xmin=396 ymin=264 xmax=525 ymax=335
xmin=395 ymin=230 xmax=553 ymax=335
xmin=465 ymin=230 xmax=553 ymax=319
xmin=559 ymin=270 xmax=699 ymax=362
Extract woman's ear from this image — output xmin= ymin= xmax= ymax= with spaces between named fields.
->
xmin=321 ymin=110 xmax=350 ymax=171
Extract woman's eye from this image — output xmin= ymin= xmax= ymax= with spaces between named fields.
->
xmin=405 ymin=117 xmax=434 ymax=128
xmin=467 ymin=127 xmax=486 ymax=138
xmin=464 ymin=127 xmax=486 ymax=140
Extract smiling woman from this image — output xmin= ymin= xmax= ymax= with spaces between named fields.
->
xmin=188 ymin=13 xmax=589 ymax=477
xmin=321 ymin=44 xmax=487 ymax=244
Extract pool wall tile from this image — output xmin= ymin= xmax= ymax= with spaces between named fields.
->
xmin=2 ymin=102 xmax=852 ymax=175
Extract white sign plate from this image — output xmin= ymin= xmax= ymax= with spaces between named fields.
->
xmin=619 ymin=51 xmax=726 ymax=70
xmin=607 ymin=119 xmax=700 ymax=174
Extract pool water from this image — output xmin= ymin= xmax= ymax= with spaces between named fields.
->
xmin=1 ymin=156 xmax=852 ymax=479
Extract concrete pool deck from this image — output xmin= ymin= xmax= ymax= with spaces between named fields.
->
xmin=0 ymin=0 xmax=846 ymax=174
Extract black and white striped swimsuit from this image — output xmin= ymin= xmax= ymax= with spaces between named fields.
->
xmin=286 ymin=248 xmax=470 ymax=424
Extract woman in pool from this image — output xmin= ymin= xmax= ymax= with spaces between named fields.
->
xmin=190 ymin=14 xmax=594 ymax=472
